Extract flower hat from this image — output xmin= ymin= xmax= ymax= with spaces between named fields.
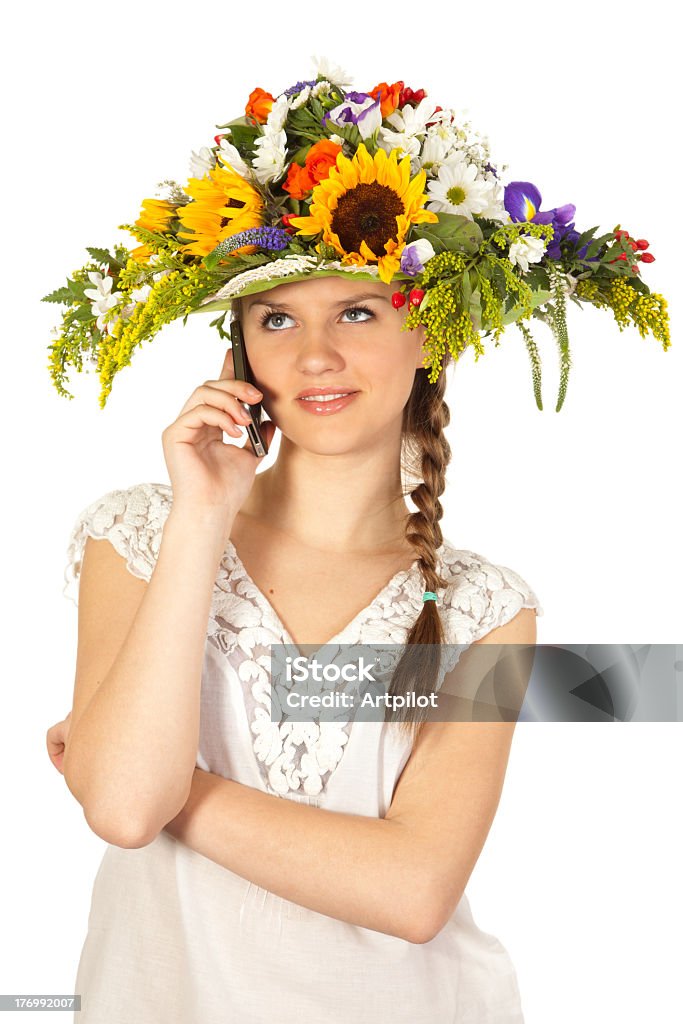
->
xmin=43 ymin=55 xmax=670 ymax=411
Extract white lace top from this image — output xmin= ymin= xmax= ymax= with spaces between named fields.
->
xmin=63 ymin=481 xmax=543 ymax=1023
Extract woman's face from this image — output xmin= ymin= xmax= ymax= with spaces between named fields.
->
xmin=239 ymin=276 xmax=427 ymax=455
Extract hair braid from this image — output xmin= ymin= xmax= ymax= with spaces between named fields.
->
xmin=388 ymin=356 xmax=454 ymax=744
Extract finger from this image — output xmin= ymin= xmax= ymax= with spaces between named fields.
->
xmin=176 ymin=403 xmax=248 ymax=438
xmin=176 ymin=380 xmax=261 ymax=421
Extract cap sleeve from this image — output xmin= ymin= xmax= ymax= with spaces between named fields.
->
xmin=440 ymin=547 xmax=544 ymax=648
xmin=63 ymin=481 xmax=173 ymax=607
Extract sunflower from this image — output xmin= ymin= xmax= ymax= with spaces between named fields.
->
xmin=177 ymin=161 xmax=265 ymax=259
xmin=130 ymin=198 xmax=176 ymax=264
xmin=288 ymin=142 xmax=438 ymax=284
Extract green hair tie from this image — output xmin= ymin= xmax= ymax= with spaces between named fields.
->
xmin=422 ymin=591 xmax=438 ymax=603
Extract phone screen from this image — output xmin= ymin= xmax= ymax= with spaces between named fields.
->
xmin=230 ymin=317 xmax=269 ymax=458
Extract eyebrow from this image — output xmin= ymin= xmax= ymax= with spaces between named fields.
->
xmin=247 ymin=291 xmax=391 ymax=312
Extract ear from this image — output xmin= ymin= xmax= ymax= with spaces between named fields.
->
xmin=413 ymin=322 xmax=428 ymax=369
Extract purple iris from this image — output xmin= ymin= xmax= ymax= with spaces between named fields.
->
xmin=322 ymin=91 xmax=381 ymax=135
xmin=504 ymin=181 xmax=595 ymax=261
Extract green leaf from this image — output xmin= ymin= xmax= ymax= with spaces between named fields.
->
xmin=412 ymin=213 xmax=483 ymax=255
xmin=461 ymin=269 xmax=472 ymax=309
xmin=501 ymin=288 xmax=552 ymax=325
xmin=469 ymin=289 xmax=482 ymax=331
xmin=67 ymin=278 xmax=88 ymax=301
xmin=41 ymin=286 xmax=74 ymax=304
xmin=569 ymin=225 xmax=600 ymax=252
xmin=72 ymin=305 xmax=97 ymax=323
xmin=290 ymin=144 xmax=311 ymax=166
xmin=219 ymin=123 xmax=260 ymax=157
xmin=586 ymin=230 xmax=617 ymax=260
xmin=85 ymin=246 xmax=115 ymax=265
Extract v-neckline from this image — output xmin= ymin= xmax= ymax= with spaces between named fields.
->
xmin=223 ymin=538 xmax=443 ymax=659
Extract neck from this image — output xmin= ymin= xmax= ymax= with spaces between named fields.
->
xmin=240 ymin=439 xmax=413 ymax=557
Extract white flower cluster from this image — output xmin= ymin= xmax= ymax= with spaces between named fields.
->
xmin=84 ymin=256 xmax=171 ymax=335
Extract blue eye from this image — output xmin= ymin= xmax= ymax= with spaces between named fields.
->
xmin=257 ymin=305 xmax=375 ymax=330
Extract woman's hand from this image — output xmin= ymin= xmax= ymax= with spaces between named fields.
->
xmin=46 ymin=711 xmax=72 ymax=775
xmin=161 ymin=345 xmax=277 ymax=516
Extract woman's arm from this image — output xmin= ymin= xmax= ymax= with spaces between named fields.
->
xmin=162 ymin=607 xmax=537 ymax=944
xmin=164 ymin=769 xmax=433 ymax=943
xmin=63 ymin=505 xmax=236 ymax=846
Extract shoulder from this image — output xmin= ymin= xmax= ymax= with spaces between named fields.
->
xmin=63 ymin=481 xmax=173 ymax=606
xmin=438 ymin=540 xmax=543 ymax=645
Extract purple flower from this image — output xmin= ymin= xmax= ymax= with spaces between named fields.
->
xmin=503 ymin=181 xmax=594 ymax=260
xmin=283 ymin=79 xmax=319 ymax=98
xmin=323 ymin=92 xmax=382 ymax=139
xmin=400 ymin=239 xmax=436 ymax=276
xmin=210 ymin=227 xmax=290 ymax=259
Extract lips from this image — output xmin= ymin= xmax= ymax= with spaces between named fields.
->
xmin=295 ymin=392 xmax=360 ymax=415
xmin=298 ymin=392 xmax=355 ymax=402
xmin=296 ymin=387 xmax=359 ymax=399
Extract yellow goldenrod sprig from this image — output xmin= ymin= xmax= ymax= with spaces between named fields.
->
xmin=576 ymin=277 xmax=671 ymax=350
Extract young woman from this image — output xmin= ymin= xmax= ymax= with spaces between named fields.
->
xmin=47 ymin=272 xmax=541 ymax=1023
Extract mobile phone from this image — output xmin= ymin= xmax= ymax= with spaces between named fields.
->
xmin=230 ymin=317 xmax=269 ymax=458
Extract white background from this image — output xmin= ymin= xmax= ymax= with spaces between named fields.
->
xmin=2 ymin=1 xmax=680 ymax=1021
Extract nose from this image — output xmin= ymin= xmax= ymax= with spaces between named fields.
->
xmin=294 ymin=326 xmax=347 ymax=375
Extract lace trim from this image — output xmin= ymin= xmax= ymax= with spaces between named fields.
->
xmin=62 ymin=481 xmax=173 ymax=607
xmin=63 ymin=482 xmax=543 ymax=797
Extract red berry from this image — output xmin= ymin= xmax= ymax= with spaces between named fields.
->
xmin=392 ymin=291 xmax=406 ymax=309
xmin=409 ymin=288 xmax=425 ymax=307
xmin=640 ymin=252 xmax=656 ymax=263
xmin=636 ymin=238 xmax=649 ymax=250
xmin=213 ymin=134 xmax=224 ymax=146
xmin=615 ymin=230 xmax=630 ymax=241
xmin=628 ymin=238 xmax=638 ymax=250
xmin=618 ymin=253 xmax=628 ymax=261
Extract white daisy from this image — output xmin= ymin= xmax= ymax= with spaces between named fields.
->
xmin=189 ymin=145 xmax=215 ymax=180
xmin=310 ymin=55 xmax=353 ymax=87
xmin=426 ymin=158 xmax=497 ymax=220
xmin=418 ymin=130 xmax=455 ymax=173
xmin=251 ymin=128 xmax=288 ymax=184
xmin=385 ymin=95 xmax=439 ymax=138
xmin=217 ymin=135 xmax=251 ymax=178
xmin=290 ymin=86 xmax=311 ymax=110
xmin=508 ymin=235 xmax=547 ymax=273
xmin=377 ymin=128 xmax=422 ymax=172
xmin=265 ymin=93 xmax=291 ymax=133
xmin=310 ymin=80 xmax=332 ymax=98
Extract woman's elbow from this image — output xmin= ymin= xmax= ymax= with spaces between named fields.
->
xmin=401 ymin=884 xmax=461 ymax=944
xmin=82 ymin=805 xmax=155 ymax=848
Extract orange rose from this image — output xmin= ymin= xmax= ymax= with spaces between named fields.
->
xmin=283 ymin=162 xmax=316 ymax=200
xmin=304 ymin=139 xmax=343 ymax=183
xmin=245 ymin=87 xmax=275 ymax=124
xmin=369 ymin=80 xmax=404 ymax=119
